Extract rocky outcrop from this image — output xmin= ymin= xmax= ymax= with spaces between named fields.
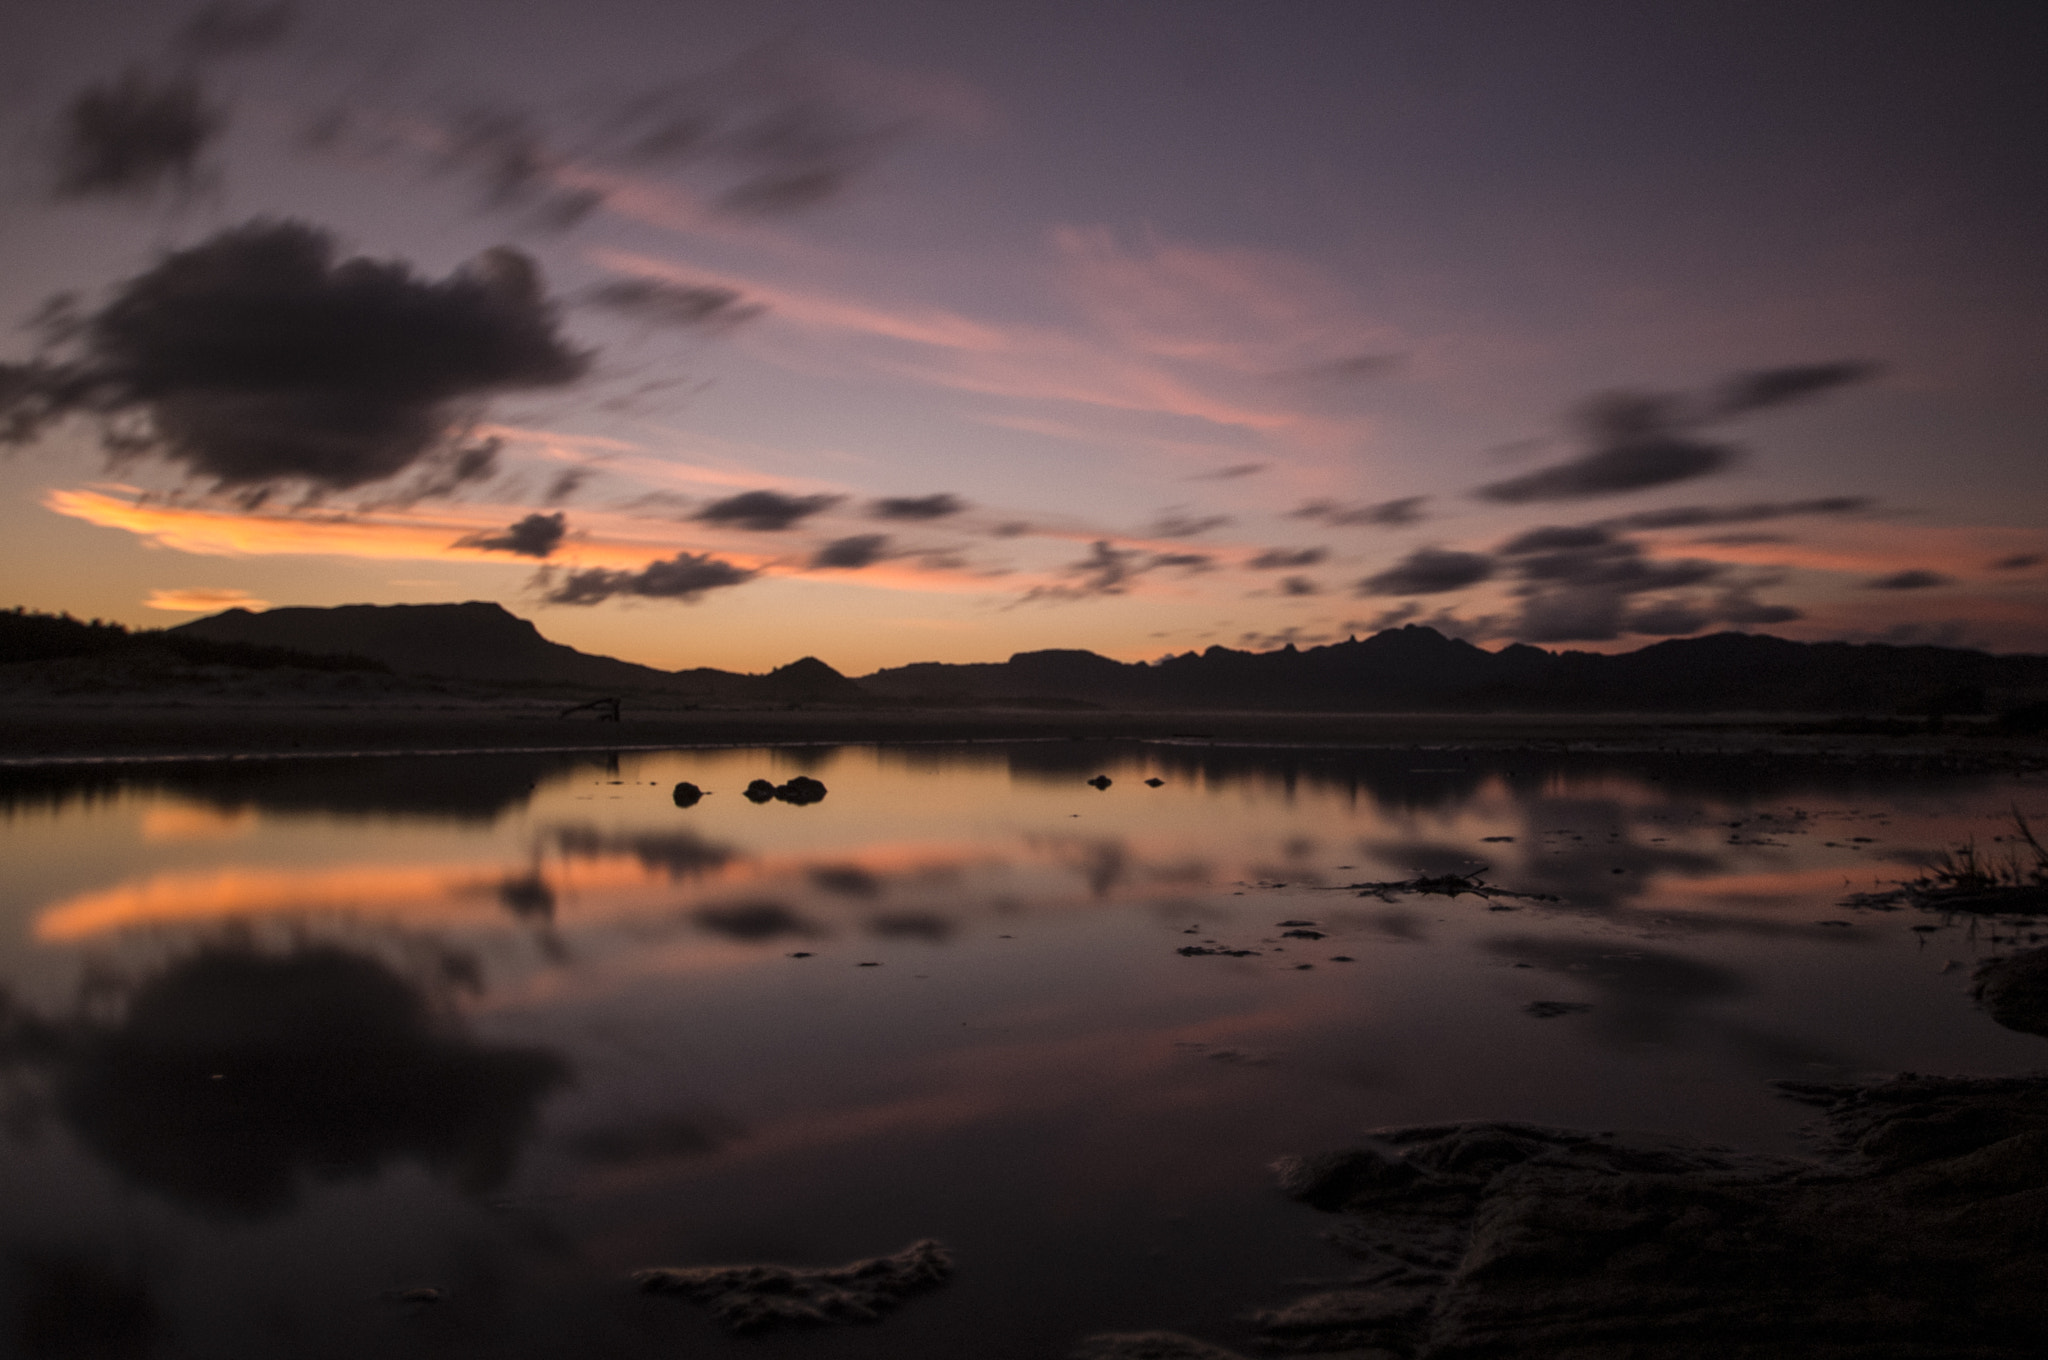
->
xmin=633 ymin=1239 xmax=950 ymax=1331
xmin=1241 ymin=1073 xmax=2048 ymax=1357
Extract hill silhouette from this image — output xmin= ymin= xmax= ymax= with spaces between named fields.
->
xmin=864 ymin=626 xmax=2048 ymax=715
xmin=168 ymin=602 xmax=870 ymax=705
xmin=144 ymin=603 xmax=2048 ymax=715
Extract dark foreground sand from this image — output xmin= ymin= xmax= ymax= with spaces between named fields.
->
xmin=2 ymin=687 xmax=2042 ymax=766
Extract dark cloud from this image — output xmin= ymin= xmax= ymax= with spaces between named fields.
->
xmin=1357 ymin=547 xmax=1495 ymax=596
xmin=1711 ymin=583 xmax=1802 ymax=626
xmin=870 ymin=493 xmax=965 ymax=521
xmin=543 ymin=467 xmax=592 ymax=505
xmin=1865 ymin=569 xmax=1952 ymax=590
xmin=1149 ymin=551 xmax=1214 ymax=573
xmin=311 ymin=43 xmax=911 ymax=229
xmin=1190 ymin=462 xmax=1267 ymax=480
xmin=1490 ymin=523 xmax=1787 ymax=643
xmin=175 ymin=2 xmax=296 ymax=58
xmin=1476 ymin=365 xmax=1876 ymax=504
xmin=1148 ymin=511 xmax=1232 ymax=538
xmin=1712 ymin=362 xmax=1880 ymax=416
xmin=1269 ymin=352 xmax=1403 ymax=383
xmin=53 ymin=68 xmax=221 ymax=199
xmin=1247 ymin=546 xmax=1327 ymax=570
xmin=811 ymin=533 xmax=891 ymax=569
xmin=1498 ymin=524 xmax=1615 ymax=555
xmin=1511 ymin=538 xmax=1721 ymax=592
xmin=1479 ymin=391 xmax=1736 ymax=503
xmin=585 ymin=278 xmax=764 ymax=331
xmin=1018 ymin=540 xmax=1143 ymax=604
xmin=991 ymin=520 xmax=1032 ymax=537
xmin=0 ymin=220 xmax=588 ymax=500
xmin=1612 ymin=496 xmax=1872 ymax=529
xmin=1292 ymin=496 xmax=1428 ymax=527
xmin=694 ymin=489 xmax=843 ymax=530
xmin=1279 ymin=575 xmax=1320 ymax=596
xmin=540 ymin=551 xmax=755 ymax=604
xmin=1993 ymin=554 xmax=2043 ymax=570
xmin=692 ymin=901 xmax=820 ymax=942
xmin=456 ymin=511 xmax=566 ymax=559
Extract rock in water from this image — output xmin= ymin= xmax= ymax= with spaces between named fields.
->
xmin=1243 ymin=1073 xmax=2048 ymax=1357
xmin=1087 ymin=775 xmax=1112 ymax=789
xmin=633 ymin=1239 xmax=950 ymax=1332
xmin=743 ymin=779 xmax=776 ymax=804
xmin=1973 ymin=946 xmax=2048 ymax=1035
xmin=773 ymin=776 xmax=827 ymax=805
xmin=671 ymin=782 xmax=703 ymax=808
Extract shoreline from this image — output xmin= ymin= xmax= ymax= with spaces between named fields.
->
xmin=2 ymin=696 xmax=2042 ymax=768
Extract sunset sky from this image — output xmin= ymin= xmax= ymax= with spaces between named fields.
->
xmin=2 ymin=0 xmax=2043 ymax=674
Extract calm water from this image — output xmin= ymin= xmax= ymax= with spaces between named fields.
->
xmin=2 ymin=742 xmax=2043 ymax=1358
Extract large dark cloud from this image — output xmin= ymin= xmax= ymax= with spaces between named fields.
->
xmin=869 ymin=493 xmax=965 ymax=521
xmin=1865 ymin=569 xmax=1952 ymax=590
xmin=585 ymin=278 xmax=764 ymax=331
xmin=0 ymin=220 xmax=588 ymax=501
xmin=811 ymin=533 xmax=891 ymax=569
xmin=1292 ymin=496 xmax=1427 ymax=527
xmin=456 ymin=511 xmax=566 ymax=559
xmin=694 ymin=489 xmax=843 ymax=530
xmin=1357 ymin=547 xmax=1495 ymax=596
xmin=540 ymin=551 xmax=755 ymax=604
xmin=1492 ymin=522 xmax=1791 ymax=643
xmin=1476 ymin=365 xmax=1877 ymax=504
xmin=1248 ymin=546 xmax=1327 ymax=569
xmin=53 ymin=68 xmax=222 ymax=199
xmin=1478 ymin=393 xmax=1737 ymax=502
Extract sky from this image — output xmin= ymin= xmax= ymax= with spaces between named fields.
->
xmin=1 ymin=0 xmax=2044 ymax=674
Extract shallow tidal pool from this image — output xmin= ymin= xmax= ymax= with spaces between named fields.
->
xmin=1 ymin=741 xmax=2042 ymax=1358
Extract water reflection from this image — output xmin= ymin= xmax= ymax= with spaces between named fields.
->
xmin=7 ymin=943 xmax=568 ymax=1218
xmin=692 ymin=902 xmax=822 ymax=942
xmin=1 ymin=743 xmax=2040 ymax=1359
xmin=11 ymin=1253 xmax=157 ymax=1360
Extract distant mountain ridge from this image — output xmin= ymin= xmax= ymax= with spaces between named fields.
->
xmin=169 ymin=603 xmax=869 ymax=704
xmin=864 ymin=625 xmax=2048 ymax=715
xmin=166 ymin=603 xmax=2048 ymax=714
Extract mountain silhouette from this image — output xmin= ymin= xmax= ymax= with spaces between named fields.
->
xmin=159 ymin=605 xmax=2048 ymax=715
xmin=863 ymin=625 xmax=2048 ymax=715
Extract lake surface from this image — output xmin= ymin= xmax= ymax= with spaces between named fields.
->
xmin=2 ymin=741 xmax=2043 ymax=1358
